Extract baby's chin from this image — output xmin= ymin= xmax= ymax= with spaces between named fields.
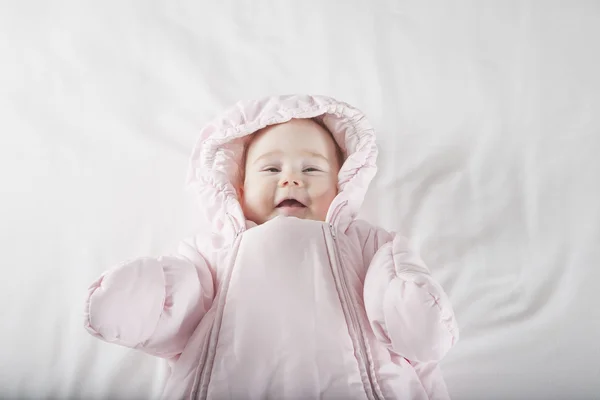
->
xmin=274 ymin=205 xmax=309 ymax=219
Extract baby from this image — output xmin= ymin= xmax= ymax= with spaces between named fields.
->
xmin=84 ymin=94 xmax=459 ymax=400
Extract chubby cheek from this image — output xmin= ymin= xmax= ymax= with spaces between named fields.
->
xmin=241 ymin=183 xmax=274 ymax=223
xmin=311 ymin=184 xmax=338 ymax=220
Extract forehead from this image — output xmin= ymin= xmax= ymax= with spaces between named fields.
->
xmin=246 ymin=119 xmax=337 ymax=160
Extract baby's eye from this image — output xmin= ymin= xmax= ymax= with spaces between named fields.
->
xmin=303 ymin=167 xmax=321 ymax=173
xmin=262 ymin=167 xmax=280 ymax=173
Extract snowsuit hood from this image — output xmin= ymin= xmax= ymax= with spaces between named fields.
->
xmin=185 ymin=94 xmax=378 ymax=240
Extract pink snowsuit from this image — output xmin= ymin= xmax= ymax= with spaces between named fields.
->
xmin=84 ymin=94 xmax=459 ymax=399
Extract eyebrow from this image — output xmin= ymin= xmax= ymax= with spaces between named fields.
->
xmin=252 ymin=150 xmax=330 ymax=165
xmin=252 ymin=151 xmax=283 ymax=165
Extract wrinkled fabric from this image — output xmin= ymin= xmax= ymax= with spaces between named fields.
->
xmin=84 ymin=94 xmax=459 ymax=399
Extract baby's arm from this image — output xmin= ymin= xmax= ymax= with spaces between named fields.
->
xmin=363 ymin=230 xmax=459 ymax=363
xmin=84 ymin=238 xmax=215 ymax=359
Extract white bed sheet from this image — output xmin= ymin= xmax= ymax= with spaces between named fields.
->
xmin=1 ymin=2 xmax=599 ymax=399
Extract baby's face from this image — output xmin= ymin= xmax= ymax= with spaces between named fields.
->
xmin=240 ymin=119 xmax=341 ymax=225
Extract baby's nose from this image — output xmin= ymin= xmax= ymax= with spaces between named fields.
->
xmin=280 ymin=175 xmax=303 ymax=187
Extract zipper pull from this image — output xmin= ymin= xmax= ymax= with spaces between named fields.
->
xmin=329 ymin=223 xmax=336 ymax=239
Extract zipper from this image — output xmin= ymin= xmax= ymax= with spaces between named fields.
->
xmin=326 ymin=223 xmax=383 ymax=400
xmin=327 ymin=200 xmax=348 ymax=230
xmin=189 ymin=234 xmax=243 ymax=400
xmin=226 ymin=213 xmax=241 ymax=239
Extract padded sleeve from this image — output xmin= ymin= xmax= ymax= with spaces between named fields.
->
xmin=363 ymin=234 xmax=459 ymax=363
xmin=84 ymin=240 xmax=215 ymax=358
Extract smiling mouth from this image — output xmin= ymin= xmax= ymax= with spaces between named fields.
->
xmin=276 ymin=199 xmax=306 ymax=208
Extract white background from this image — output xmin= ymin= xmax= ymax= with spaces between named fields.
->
xmin=1 ymin=2 xmax=599 ymax=399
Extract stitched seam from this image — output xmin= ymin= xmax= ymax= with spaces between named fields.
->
xmin=137 ymin=263 xmax=168 ymax=350
xmin=393 ymin=275 xmax=456 ymax=339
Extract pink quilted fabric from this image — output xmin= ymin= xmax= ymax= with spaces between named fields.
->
xmin=84 ymin=94 xmax=459 ymax=399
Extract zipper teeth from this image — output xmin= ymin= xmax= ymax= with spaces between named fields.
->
xmin=227 ymin=213 xmax=241 ymax=238
xmin=328 ymin=225 xmax=381 ymax=400
xmin=329 ymin=200 xmax=348 ymax=229
xmin=190 ymin=236 xmax=243 ymax=400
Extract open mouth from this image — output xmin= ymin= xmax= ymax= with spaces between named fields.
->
xmin=276 ymin=199 xmax=306 ymax=208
